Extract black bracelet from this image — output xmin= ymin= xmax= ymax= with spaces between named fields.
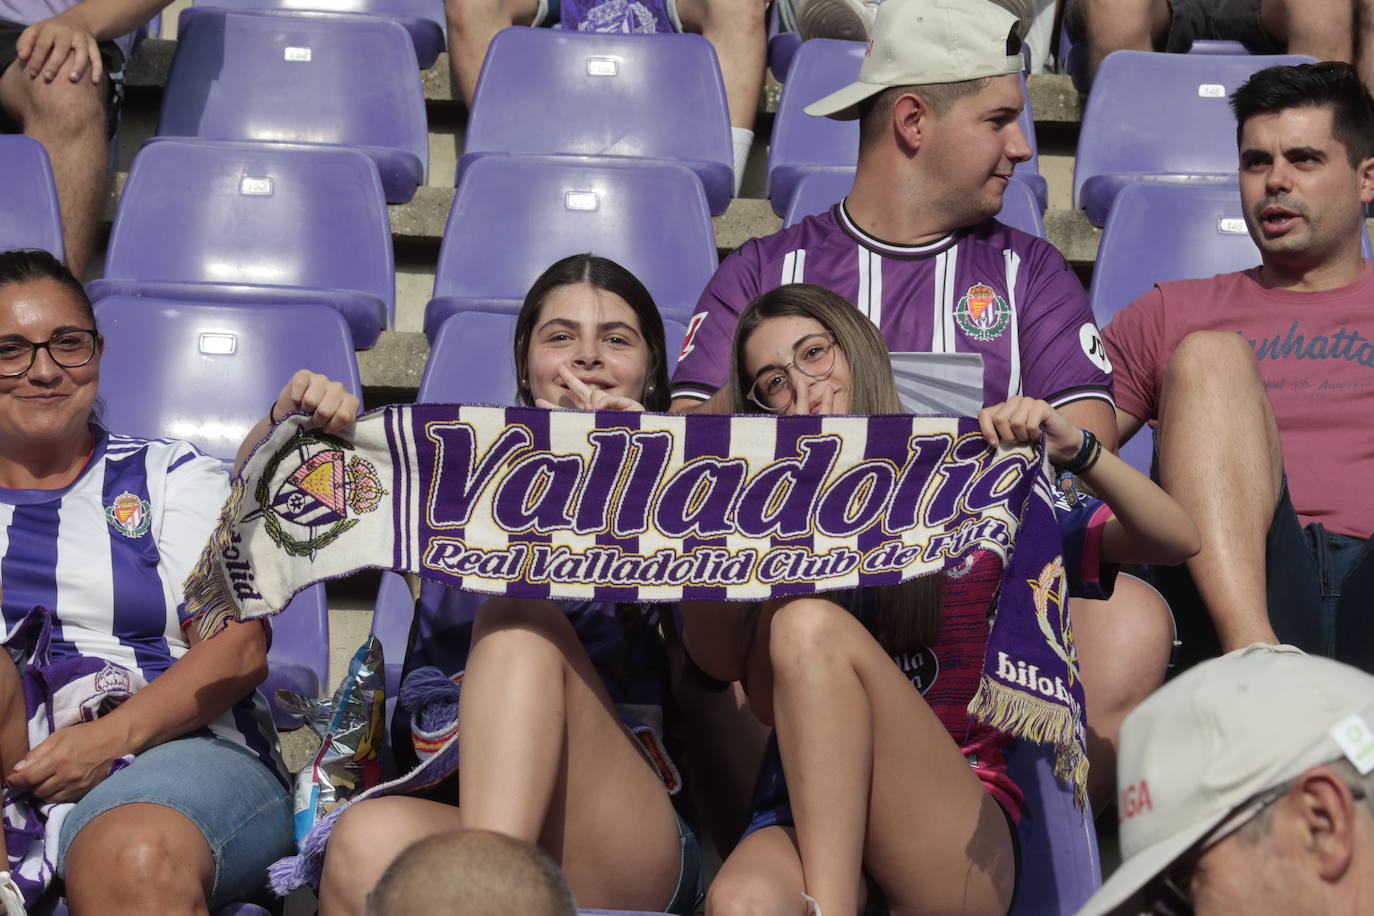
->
xmin=269 ymin=400 xmax=282 ymax=425
xmin=1061 ymin=429 xmax=1102 ymax=476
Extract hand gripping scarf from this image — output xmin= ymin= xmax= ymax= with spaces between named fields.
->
xmin=184 ymin=406 xmax=1089 ymax=805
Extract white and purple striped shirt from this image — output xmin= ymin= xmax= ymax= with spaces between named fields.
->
xmin=673 ymin=202 xmax=1115 ymax=410
xmin=0 ymin=427 xmax=285 ymax=783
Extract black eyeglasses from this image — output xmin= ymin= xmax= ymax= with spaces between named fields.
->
xmin=0 ymin=329 xmax=100 ymax=377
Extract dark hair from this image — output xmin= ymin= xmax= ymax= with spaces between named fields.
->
xmin=512 ymin=254 xmax=671 ymax=411
xmin=1230 ymin=63 xmax=1374 ymax=167
xmin=729 ymin=283 xmax=941 ymax=652
xmin=858 ymin=79 xmax=993 ymax=151
xmin=0 ymin=249 xmax=98 ymax=330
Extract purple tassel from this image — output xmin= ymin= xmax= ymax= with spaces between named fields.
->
xmin=399 ymin=667 xmax=461 ymax=735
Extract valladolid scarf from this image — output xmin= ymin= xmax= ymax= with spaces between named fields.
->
xmin=185 ymin=406 xmax=1088 ymax=804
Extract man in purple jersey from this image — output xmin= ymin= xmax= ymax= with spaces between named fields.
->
xmin=669 ymin=0 xmax=1116 ymax=451
xmin=670 ymin=0 xmax=1176 ymax=810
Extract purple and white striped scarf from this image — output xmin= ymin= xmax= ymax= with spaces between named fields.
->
xmin=186 ymin=407 xmax=1089 ymax=804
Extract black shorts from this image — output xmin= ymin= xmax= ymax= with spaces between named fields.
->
xmin=1152 ymin=475 xmax=1374 ymax=674
xmin=0 ymin=18 xmax=125 ymax=138
xmin=1065 ymin=0 xmax=1282 ymax=55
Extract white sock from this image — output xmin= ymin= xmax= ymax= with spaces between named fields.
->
xmin=731 ymin=127 xmax=754 ymax=196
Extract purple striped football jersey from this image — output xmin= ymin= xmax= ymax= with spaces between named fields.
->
xmin=672 ymin=202 xmax=1114 ymax=410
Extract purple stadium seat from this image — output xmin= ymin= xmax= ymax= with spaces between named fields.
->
xmin=784 ymin=167 xmax=1046 ymax=238
xmin=766 ymin=1 xmax=800 ymax=80
xmin=425 ymin=157 xmax=717 ymax=341
xmin=1004 ymin=738 xmax=1102 ymax=914
xmin=0 ymin=135 xmax=64 ymax=261
xmin=766 ymin=39 xmax=1046 ymax=218
xmin=459 ymin=28 xmax=734 ymax=215
xmin=155 ymin=9 xmax=427 ymax=202
xmin=92 ymin=297 xmax=360 ymax=727
xmin=87 ymin=139 xmax=394 ymax=347
xmin=181 ymin=0 xmax=445 ymax=67
xmin=1073 ymin=49 xmax=1316 ymax=227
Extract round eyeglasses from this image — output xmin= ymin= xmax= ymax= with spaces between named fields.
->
xmin=0 ymin=329 xmax=100 ymax=378
xmin=747 ymin=332 xmax=838 ymax=413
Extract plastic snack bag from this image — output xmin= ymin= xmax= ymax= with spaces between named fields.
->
xmin=276 ymin=635 xmax=386 ymax=847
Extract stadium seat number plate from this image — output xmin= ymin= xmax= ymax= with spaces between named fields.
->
xmin=199 ymin=333 xmax=238 ymax=355
xmin=564 ymin=191 xmax=599 ymax=211
xmin=1196 ymin=83 xmax=1225 ymax=98
xmin=285 ymin=47 xmax=313 ymax=62
xmin=586 ymin=58 xmax=618 ymax=76
xmin=239 ymin=177 xmax=274 ymax=196
xmin=1218 ymin=218 xmax=1246 ymax=234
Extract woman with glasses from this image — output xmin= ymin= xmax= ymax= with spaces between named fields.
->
xmin=684 ymin=283 xmax=1200 ymax=916
xmin=0 ymin=249 xmax=358 ymax=914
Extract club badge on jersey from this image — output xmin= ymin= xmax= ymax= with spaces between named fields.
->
xmin=105 ymin=491 xmax=151 ymax=539
xmin=954 ymin=283 xmax=1011 ymax=342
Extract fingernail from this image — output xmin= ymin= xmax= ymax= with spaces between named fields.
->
xmin=12 ymin=759 xmax=26 ymax=771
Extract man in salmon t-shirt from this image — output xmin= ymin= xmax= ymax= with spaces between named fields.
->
xmin=1104 ymin=62 xmax=1374 ymax=671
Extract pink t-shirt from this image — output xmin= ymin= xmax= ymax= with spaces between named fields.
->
xmin=1103 ymin=261 xmax=1374 ymax=538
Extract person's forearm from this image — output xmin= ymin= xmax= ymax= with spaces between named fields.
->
xmin=99 ymin=622 xmax=268 ymax=756
xmin=235 ymin=415 xmax=273 ymax=473
xmin=65 ymin=0 xmax=169 ymax=42
xmin=670 ymin=386 xmax=733 ymax=415
xmin=1081 ymin=450 xmax=1201 ymax=566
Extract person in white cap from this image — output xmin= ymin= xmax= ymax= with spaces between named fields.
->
xmin=1080 ymin=644 xmax=1374 ymax=916
xmin=672 ymin=0 xmax=1173 ymax=817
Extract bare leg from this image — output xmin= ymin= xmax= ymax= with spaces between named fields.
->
xmin=1156 ymin=331 xmax=1284 ymax=652
xmin=707 ymin=825 xmax=808 ymax=916
xmin=672 ymin=651 xmax=771 ymax=855
xmin=1071 ymin=576 xmax=1173 ymax=812
xmin=457 ymin=598 xmax=683 ymax=909
xmin=1359 ymin=0 xmax=1374 ymax=90
xmin=319 ymin=796 xmax=466 ymax=916
xmin=64 ymin=804 xmax=216 ymax=915
xmin=674 ymin=0 xmax=765 ymax=132
xmin=0 ymin=61 xmax=110 ymax=279
xmin=1079 ymin=0 xmax=1171 ymax=85
xmin=1261 ymin=0 xmax=1354 ymax=62
xmin=444 ymin=0 xmax=541 ymax=108
xmin=752 ymin=597 xmax=1015 ymax=916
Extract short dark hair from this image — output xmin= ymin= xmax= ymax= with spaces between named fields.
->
xmin=1230 ymin=62 xmax=1374 ymax=167
xmin=512 ymin=253 xmax=671 ymax=410
xmin=0 ymin=249 xmax=97 ymax=330
xmin=858 ymin=79 xmax=993 ymax=150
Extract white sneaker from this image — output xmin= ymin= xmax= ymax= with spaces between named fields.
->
xmin=0 ymin=872 xmax=25 ymax=916
xmin=796 ymin=0 xmax=881 ymax=41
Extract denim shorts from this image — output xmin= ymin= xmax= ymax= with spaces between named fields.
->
xmin=56 ymin=734 xmax=292 ymax=908
xmin=665 ymin=807 xmax=704 ymax=915
xmin=1154 ymin=475 xmax=1374 ymax=673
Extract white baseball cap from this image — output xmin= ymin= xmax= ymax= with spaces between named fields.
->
xmin=804 ymin=0 xmax=1024 ymax=121
xmin=1078 ymin=645 xmax=1374 ymax=916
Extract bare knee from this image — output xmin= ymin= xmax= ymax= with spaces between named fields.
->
xmin=472 ymin=598 xmax=576 ymax=655
xmin=321 ymin=799 xmax=447 ymax=907
xmin=1080 ymin=0 xmax=1167 ymax=48
xmin=1263 ymin=0 xmax=1353 ymax=56
xmin=7 ymin=73 xmax=106 ymax=140
xmin=767 ymin=598 xmax=857 ymax=674
xmin=680 ymin=0 xmax=767 ymax=35
xmin=1075 ymin=580 xmax=1172 ymax=720
xmin=1164 ymin=330 xmax=1260 ymax=387
xmin=444 ymin=0 xmax=539 ymax=32
xmin=66 ymin=812 xmax=210 ymax=912
xmin=706 ymin=873 xmax=796 ymax=916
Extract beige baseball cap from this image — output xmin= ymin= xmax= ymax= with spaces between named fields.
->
xmin=1078 ymin=645 xmax=1374 ymax=916
xmin=804 ymin=0 xmax=1024 ymax=121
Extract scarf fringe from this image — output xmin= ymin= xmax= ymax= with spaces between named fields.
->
xmin=968 ymin=676 xmax=1089 ymax=811
xmin=183 ymin=478 xmax=247 ymax=640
